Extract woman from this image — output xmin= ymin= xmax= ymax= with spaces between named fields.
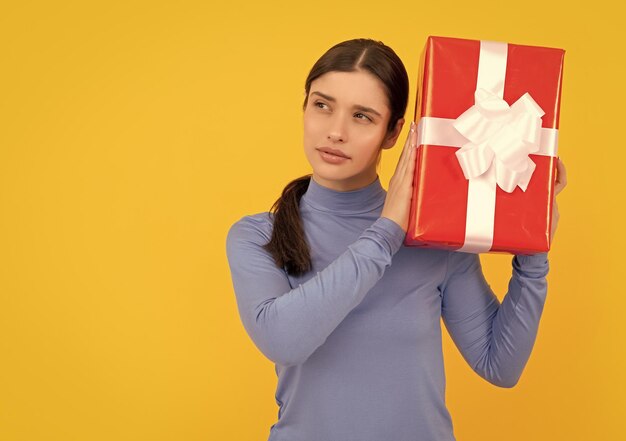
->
xmin=226 ymin=38 xmax=566 ymax=441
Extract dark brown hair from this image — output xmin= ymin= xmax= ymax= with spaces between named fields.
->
xmin=263 ymin=38 xmax=409 ymax=276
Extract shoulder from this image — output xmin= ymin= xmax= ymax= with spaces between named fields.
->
xmin=225 ymin=212 xmax=281 ymax=272
xmin=226 ymin=211 xmax=275 ymax=248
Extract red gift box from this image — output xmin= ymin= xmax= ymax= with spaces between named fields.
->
xmin=404 ymin=36 xmax=565 ymax=254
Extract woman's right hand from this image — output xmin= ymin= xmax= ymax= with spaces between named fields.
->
xmin=381 ymin=121 xmax=418 ymax=233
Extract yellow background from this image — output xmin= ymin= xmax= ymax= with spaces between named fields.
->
xmin=1 ymin=0 xmax=623 ymax=439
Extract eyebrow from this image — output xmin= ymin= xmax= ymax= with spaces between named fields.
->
xmin=311 ymin=91 xmax=383 ymax=118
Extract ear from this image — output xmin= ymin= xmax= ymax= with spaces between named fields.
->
xmin=381 ymin=118 xmax=405 ymax=150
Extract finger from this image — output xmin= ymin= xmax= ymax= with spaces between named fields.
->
xmin=399 ymin=129 xmax=418 ymax=182
xmin=552 ymin=196 xmax=559 ymax=214
xmin=392 ymin=122 xmax=414 ymax=175
xmin=551 ymin=200 xmax=559 ymax=240
xmin=412 ymin=123 xmax=417 ymax=148
xmin=406 ymin=138 xmax=418 ymax=178
xmin=399 ymin=121 xmax=416 ymax=166
xmin=555 ymin=157 xmax=567 ymax=195
xmin=553 ymin=201 xmax=559 ymax=228
xmin=398 ymin=121 xmax=418 ymax=172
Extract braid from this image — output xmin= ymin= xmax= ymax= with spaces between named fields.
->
xmin=263 ymin=175 xmax=312 ymax=276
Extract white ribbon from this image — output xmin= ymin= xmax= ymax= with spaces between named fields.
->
xmin=415 ymin=40 xmax=559 ymax=253
xmin=416 ymin=116 xmax=558 ymax=158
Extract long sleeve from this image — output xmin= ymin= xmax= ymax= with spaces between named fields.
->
xmin=439 ymin=251 xmax=549 ymax=388
xmin=225 ymin=215 xmax=405 ymax=367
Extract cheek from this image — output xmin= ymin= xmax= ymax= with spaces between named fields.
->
xmin=303 ymin=110 xmax=320 ymax=126
xmin=303 ymin=114 xmax=324 ymax=142
xmin=303 ymin=116 xmax=318 ymax=148
xmin=358 ymin=129 xmax=386 ymax=149
xmin=302 ymin=118 xmax=313 ymax=136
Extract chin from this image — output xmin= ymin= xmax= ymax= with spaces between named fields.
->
xmin=311 ymin=165 xmax=353 ymax=181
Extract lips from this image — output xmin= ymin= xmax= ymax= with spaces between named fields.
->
xmin=317 ymin=147 xmax=350 ymax=159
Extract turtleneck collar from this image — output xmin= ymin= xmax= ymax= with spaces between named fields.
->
xmin=301 ymin=175 xmax=386 ymax=215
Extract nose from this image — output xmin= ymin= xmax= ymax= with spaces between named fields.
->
xmin=327 ymin=113 xmax=348 ymax=143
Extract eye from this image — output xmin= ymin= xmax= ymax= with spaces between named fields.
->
xmin=354 ymin=112 xmax=372 ymax=122
xmin=314 ymin=101 xmax=329 ymax=110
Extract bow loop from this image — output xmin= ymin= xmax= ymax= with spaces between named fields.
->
xmin=455 ymin=141 xmax=494 ymax=179
xmin=452 ymin=89 xmax=545 ymax=193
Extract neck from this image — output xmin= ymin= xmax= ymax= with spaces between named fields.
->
xmin=301 ymin=174 xmax=386 ymax=215
xmin=311 ymin=164 xmax=381 ymax=192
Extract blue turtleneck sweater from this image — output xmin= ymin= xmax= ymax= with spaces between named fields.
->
xmin=225 ymin=175 xmax=549 ymax=441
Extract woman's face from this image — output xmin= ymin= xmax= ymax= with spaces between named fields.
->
xmin=303 ymin=70 xmax=403 ymax=191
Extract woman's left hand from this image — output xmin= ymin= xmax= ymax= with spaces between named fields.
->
xmin=550 ymin=158 xmax=567 ymax=242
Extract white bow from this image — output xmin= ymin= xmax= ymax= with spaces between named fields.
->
xmin=453 ymin=88 xmax=546 ymax=193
